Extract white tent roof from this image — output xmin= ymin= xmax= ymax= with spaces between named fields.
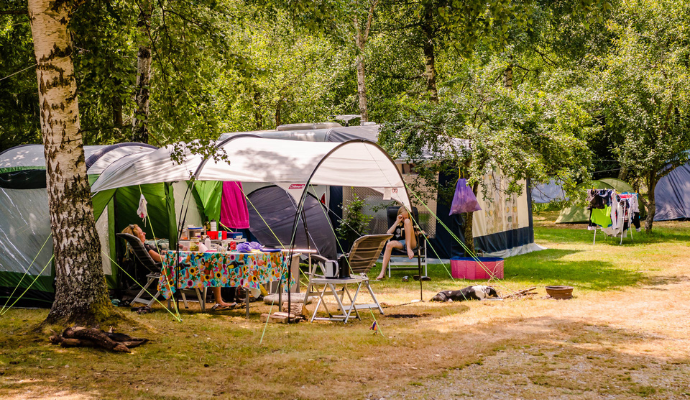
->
xmin=91 ymin=136 xmax=410 ymax=206
xmin=86 ymin=144 xmax=157 ymax=175
xmin=0 ymin=145 xmax=108 ymax=169
xmin=0 ymin=144 xmax=156 ymax=174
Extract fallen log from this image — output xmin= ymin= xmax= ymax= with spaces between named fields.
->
xmin=49 ymin=326 xmax=149 ymax=353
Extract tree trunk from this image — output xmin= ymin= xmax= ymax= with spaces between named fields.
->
xmin=618 ymin=166 xmax=628 ymax=181
xmin=353 ymin=1 xmax=377 ymax=122
xmin=112 ymin=94 xmax=123 ymax=132
xmin=253 ymin=91 xmax=262 ymax=129
xmin=463 ymin=211 xmax=475 ymax=255
xmin=132 ymin=0 xmax=152 ymax=143
xmin=355 ymin=53 xmax=369 ymax=122
xmin=645 ymin=173 xmax=656 ymax=233
xmin=504 ymin=64 xmax=513 ymax=89
xmin=421 ymin=5 xmax=438 ymax=102
xmin=421 ymin=40 xmax=438 ymax=102
xmin=28 ymin=0 xmax=113 ymax=325
xmin=275 ymin=97 xmax=282 ymax=128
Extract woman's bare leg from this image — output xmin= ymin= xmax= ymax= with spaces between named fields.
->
xmin=213 ymin=287 xmax=234 ymax=307
xmin=376 ymin=241 xmax=403 ymax=280
xmin=403 ymin=218 xmax=416 ymax=258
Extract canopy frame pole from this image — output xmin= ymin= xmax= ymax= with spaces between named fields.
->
xmin=288 ymin=140 xmax=415 ymax=320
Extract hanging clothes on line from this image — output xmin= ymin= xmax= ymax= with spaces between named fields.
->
xmin=586 ymin=188 xmax=640 ymax=243
xmin=620 ymin=193 xmax=641 ymax=232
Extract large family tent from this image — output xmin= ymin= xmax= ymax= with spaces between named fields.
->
xmin=555 ymin=178 xmax=636 ymax=224
xmin=90 ymin=136 xmax=411 ymax=270
xmin=654 ymin=161 xmax=690 ymax=221
xmin=219 ymin=124 xmax=541 ymax=259
xmin=0 ymin=143 xmax=159 ymax=307
xmin=91 ymin=136 xmax=410 ymax=205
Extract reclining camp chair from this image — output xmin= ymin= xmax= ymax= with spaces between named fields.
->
xmin=385 ymin=206 xmax=428 ymax=278
xmin=116 ymin=233 xmax=206 ymax=310
xmin=306 ymin=234 xmax=392 ymax=323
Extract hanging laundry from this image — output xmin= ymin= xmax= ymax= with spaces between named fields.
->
xmin=449 ymin=178 xmax=481 ymax=215
xmin=220 ymin=181 xmax=250 ymax=229
xmin=591 ymin=206 xmax=612 ymax=227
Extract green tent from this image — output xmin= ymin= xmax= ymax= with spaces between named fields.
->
xmin=0 ymin=144 xmax=213 ymax=307
xmin=555 ymin=178 xmax=636 ymax=224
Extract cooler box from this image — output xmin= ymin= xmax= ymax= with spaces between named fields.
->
xmin=450 ymin=257 xmax=504 ymax=280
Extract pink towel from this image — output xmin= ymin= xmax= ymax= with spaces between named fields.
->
xmin=220 ymin=182 xmax=250 ymax=229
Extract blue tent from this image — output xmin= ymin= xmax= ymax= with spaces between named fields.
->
xmin=655 ymin=162 xmax=690 ymax=221
xmin=531 ymin=179 xmax=567 ymax=203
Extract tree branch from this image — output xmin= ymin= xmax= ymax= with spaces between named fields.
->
xmin=362 ymin=0 xmax=379 ymax=43
xmin=0 ymin=9 xmax=27 ymax=15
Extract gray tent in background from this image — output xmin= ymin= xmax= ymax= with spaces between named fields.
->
xmin=531 ymin=179 xmax=567 ymax=203
xmin=654 ymin=162 xmax=690 ymax=221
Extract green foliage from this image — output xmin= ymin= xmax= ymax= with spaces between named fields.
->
xmin=379 ymin=58 xmax=594 ymax=203
xmin=0 ymin=9 xmax=40 ymax=151
xmin=336 ymin=193 xmax=373 ymax=243
xmin=593 ymin=0 xmax=690 ymax=225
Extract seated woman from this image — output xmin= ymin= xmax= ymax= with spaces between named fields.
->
xmin=122 ymin=225 xmax=235 ymax=310
xmin=121 ymin=224 xmax=162 ymax=263
xmin=375 ymin=206 xmax=417 ymax=281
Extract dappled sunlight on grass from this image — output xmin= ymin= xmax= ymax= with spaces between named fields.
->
xmin=1 ymin=221 xmax=689 ymax=399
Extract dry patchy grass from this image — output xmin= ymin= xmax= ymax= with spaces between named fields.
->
xmin=1 ymin=219 xmax=689 ymax=399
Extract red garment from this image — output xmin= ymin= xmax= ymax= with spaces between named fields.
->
xmin=220 ymin=182 xmax=250 ymax=229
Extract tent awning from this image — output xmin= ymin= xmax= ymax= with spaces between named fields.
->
xmin=91 ymin=137 xmax=411 ymax=207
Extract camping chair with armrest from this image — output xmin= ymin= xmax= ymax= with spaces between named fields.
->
xmin=306 ymin=234 xmax=392 ymax=323
xmin=116 ymin=233 xmax=206 ymax=310
xmin=385 ymin=206 xmax=428 ymax=278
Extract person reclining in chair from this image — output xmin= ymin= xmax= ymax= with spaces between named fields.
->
xmin=375 ymin=206 xmax=418 ymax=281
xmin=122 ymin=224 xmax=162 ymax=263
xmin=122 ymin=224 xmax=235 ymax=310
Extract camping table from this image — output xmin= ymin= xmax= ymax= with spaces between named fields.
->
xmin=158 ymin=250 xmax=291 ymax=317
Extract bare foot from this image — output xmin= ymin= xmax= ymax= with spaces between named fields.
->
xmin=407 ymin=248 xmax=414 ymax=259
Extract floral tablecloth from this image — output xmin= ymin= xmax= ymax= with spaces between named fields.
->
xmin=158 ymin=251 xmax=290 ymax=299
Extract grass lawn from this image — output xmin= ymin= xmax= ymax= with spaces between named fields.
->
xmin=1 ymin=213 xmax=689 ymax=399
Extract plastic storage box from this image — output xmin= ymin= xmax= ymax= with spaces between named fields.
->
xmin=450 ymin=257 xmax=504 ymax=280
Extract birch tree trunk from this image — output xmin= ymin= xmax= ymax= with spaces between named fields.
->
xmin=421 ymin=5 xmax=438 ymax=103
xmin=28 ymin=0 xmax=112 ymax=324
xmin=132 ymin=0 xmax=153 ymax=143
xmin=355 ymin=52 xmax=369 ymax=122
xmin=353 ymin=1 xmax=377 ymax=123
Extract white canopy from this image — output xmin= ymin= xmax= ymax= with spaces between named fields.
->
xmin=91 ymin=136 xmax=410 ymax=207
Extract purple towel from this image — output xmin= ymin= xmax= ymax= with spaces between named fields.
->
xmin=449 ymin=178 xmax=482 ymax=215
xmin=237 ymin=241 xmax=262 ymax=253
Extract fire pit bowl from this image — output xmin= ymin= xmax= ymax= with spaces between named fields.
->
xmin=545 ymin=286 xmax=574 ymax=299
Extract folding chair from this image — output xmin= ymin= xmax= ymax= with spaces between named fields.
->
xmin=116 ymin=233 xmax=206 ymax=310
xmin=385 ymin=206 xmax=428 ymax=278
xmin=305 ymin=234 xmax=392 ymax=323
